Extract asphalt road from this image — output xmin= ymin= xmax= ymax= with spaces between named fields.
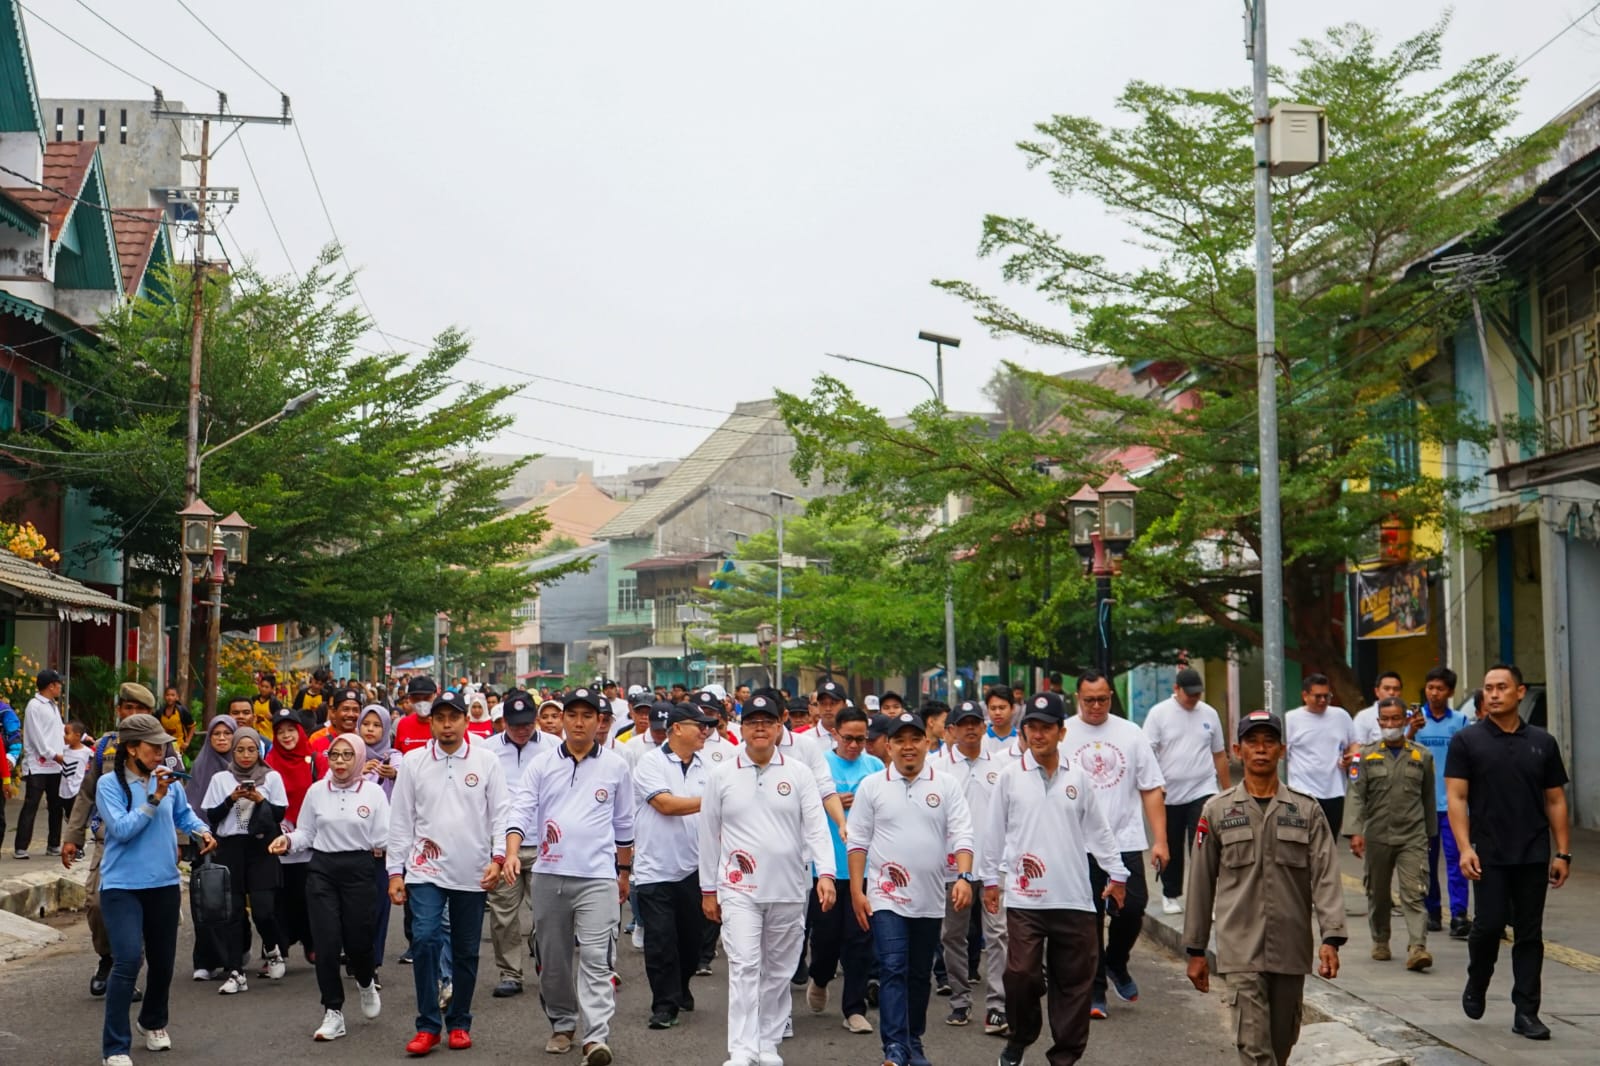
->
xmin=0 ymin=910 xmax=1238 ymax=1065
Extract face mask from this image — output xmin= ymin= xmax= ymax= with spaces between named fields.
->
xmin=413 ymin=701 xmax=433 ymax=716
xmin=1380 ymin=726 xmax=1405 ymax=743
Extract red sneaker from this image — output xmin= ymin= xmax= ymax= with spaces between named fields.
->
xmin=406 ymin=1031 xmax=441 ymax=1056
xmin=447 ymin=1029 xmax=472 ymax=1050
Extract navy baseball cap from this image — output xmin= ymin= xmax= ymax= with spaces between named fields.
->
xmin=815 ymin=679 xmax=847 ymax=702
xmin=563 ymin=687 xmax=603 ymax=712
xmin=500 ymin=690 xmax=537 ymax=726
xmin=1018 ymin=692 xmax=1066 ymax=726
xmin=742 ymin=693 xmax=783 ymax=720
xmin=667 ymin=703 xmax=717 ymax=727
xmin=886 ymin=711 xmax=926 ymax=737
xmin=650 ymin=701 xmax=674 ymax=731
xmin=406 ymin=675 xmax=439 ymax=697
xmin=866 ymin=714 xmax=895 ymax=740
xmin=949 ymin=700 xmax=985 ymax=725
xmin=1237 ymin=709 xmax=1283 ymax=741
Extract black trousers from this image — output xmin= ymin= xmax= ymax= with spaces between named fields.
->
xmin=1160 ymin=797 xmax=1209 ymax=899
xmin=1468 ymin=862 xmax=1549 ymax=1014
xmin=1089 ymin=851 xmax=1150 ymax=994
xmin=306 ymin=850 xmax=378 ymax=1010
xmin=1004 ymin=908 xmax=1097 ymax=1066
xmin=635 ymin=873 xmax=705 ymax=1016
xmin=278 ymin=860 xmax=315 ymax=960
xmin=1315 ymin=797 xmax=1344 ymax=840
xmin=14 ymin=772 xmax=68 ymax=852
xmin=209 ymin=835 xmax=281 ymax=971
xmin=807 ymin=877 xmax=872 ymax=1017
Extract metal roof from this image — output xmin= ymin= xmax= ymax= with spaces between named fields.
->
xmin=0 ymin=547 xmax=140 ymax=623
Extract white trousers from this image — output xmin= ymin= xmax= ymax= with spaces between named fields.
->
xmin=720 ymin=894 xmax=805 ymax=1064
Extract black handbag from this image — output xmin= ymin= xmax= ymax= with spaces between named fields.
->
xmin=190 ymin=853 xmax=234 ymax=927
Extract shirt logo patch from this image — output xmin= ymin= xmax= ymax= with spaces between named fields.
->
xmin=728 ymin=849 xmax=757 ymax=887
xmin=711 ymin=750 xmax=724 ymax=762
xmin=986 ymin=771 xmax=998 ymax=784
xmin=879 ymin=861 xmax=912 ymax=904
xmin=357 ymin=805 xmax=371 ymax=819
xmin=541 ymin=820 xmax=563 ymax=859
xmin=1194 ymin=816 xmax=1210 ymax=848
xmin=926 ymin=792 xmax=941 ymax=808
xmin=776 ymin=780 xmax=792 ymax=796
xmin=1072 ymin=740 xmax=1127 ymax=791
xmin=1064 ymin=784 xmax=1078 ymax=800
xmin=464 ymin=773 xmax=480 ymax=787
xmin=594 ymin=788 xmax=609 ymax=803
xmin=1016 ymin=853 xmax=1047 ymax=897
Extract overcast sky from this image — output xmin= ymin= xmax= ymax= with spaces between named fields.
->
xmin=25 ymin=1 xmax=1600 ymax=473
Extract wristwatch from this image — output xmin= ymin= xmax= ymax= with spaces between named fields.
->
xmin=1554 ymin=852 xmax=1573 ymax=863
xmin=958 ymin=872 xmax=982 ymax=885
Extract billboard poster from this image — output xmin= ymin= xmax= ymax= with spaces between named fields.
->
xmin=1354 ymin=563 xmax=1428 ymax=640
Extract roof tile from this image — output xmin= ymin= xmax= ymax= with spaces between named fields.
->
xmin=113 ymin=208 xmax=165 ymax=295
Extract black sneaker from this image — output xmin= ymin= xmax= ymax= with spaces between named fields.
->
xmin=936 ymin=981 xmax=953 ymax=996
xmin=946 ymin=1007 xmax=970 ymax=1026
xmin=398 ymin=950 xmax=414 ymax=965
xmin=648 ymin=1011 xmax=679 ymax=1030
xmin=984 ymin=1009 xmax=1009 ymax=1036
xmin=866 ymin=978 xmax=880 ymax=1007
xmin=998 ymin=1042 xmax=1025 ymax=1066
xmin=1426 ymin=913 xmax=1443 ymax=932
xmin=1513 ymin=1012 xmax=1551 ymax=1040
xmin=693 ymin=964 xmax=714 ymax=976
xmin=1462 ymin=981 xmax=1486 ymax=1020
xmin=1449 ymin=918 xmax=1472 ymax=940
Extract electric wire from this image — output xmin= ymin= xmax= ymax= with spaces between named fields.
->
xmin=69 ymin=0 xmax=219 ymax=93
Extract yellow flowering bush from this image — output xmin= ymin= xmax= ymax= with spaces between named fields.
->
xmin=1 ymin=521 xmax=60 ymax=564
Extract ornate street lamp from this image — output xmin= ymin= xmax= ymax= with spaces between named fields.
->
xmin=178 ymin=498 xmax=219 ymax=559
xmin=217 ymin=511 xmax=253 ymax=566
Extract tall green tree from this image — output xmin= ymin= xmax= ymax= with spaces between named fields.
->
xmin=20 ymin=248 xmax=581 ymax=664
xmin=789 ymin=19 xmax=1552 ymax=707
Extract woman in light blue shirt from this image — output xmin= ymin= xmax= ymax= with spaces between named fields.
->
xmin=96 ymin=714 xmax=217 ymax=1066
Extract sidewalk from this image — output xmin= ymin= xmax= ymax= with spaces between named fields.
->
xmin=1143 ymin=826 xmax=1600 ymax=1065
xmin=0 ymin=843 xmax=91 ymax=961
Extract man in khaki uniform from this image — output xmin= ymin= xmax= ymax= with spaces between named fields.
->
xmin=1341 ymin=695 xmax=1436 ymax=971
xmin=61 ymin=683 xmax=179 ymax=998
xmin=1184 ymin=709 xmax=1346 ymax=1066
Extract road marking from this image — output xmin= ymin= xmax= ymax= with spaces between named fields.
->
xmin=1340 ymin=873 xmax=1600 ymax=973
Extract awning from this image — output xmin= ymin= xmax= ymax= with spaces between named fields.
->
xmin=617 ymin=644 xmax=687 ymax=660
xmin=0 ymin=547 xmax=140 ymax=624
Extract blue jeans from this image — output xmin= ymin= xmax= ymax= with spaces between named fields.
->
xmin=100 ymin=885 xmax=181 ymax=1059
xmin=871 ymin=910 xmax=941 ymax=1064
xmin=1426 ymin=811 xmax=1469 ymax=920
xmin=408 ymin=883 xmax=486 ymax=1034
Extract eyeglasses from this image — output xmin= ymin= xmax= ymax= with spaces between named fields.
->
xmin=1078 ymin=696 xmax=1112 ymax=706
xmin=837 ymin=734 xmax=868 ymax=745
xmin=327 ymin=749 xmax=357 ymax=762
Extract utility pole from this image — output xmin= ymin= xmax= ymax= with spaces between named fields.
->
xmin=164 ymin=90 xmax=293 ymax=705
xmin=771 ymin=490 xmax=795 ymax=693
xmin=1246 ymin=1 xmax=1286 ymax=716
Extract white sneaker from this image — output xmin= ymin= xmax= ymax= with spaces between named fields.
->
xmin=631 ymin=924 xmax=645 ymax=951
xmin=265 ymin=950 xmax=287 ymax=980
xmin=103 ymin=1056 xmax=134 ymax=1066
xmin=1161 ymin=896 xmax=1183 ymax=915
xmin=438 ymin=979 xmax=453 ymax=1009
xmin=219 ymin=970 xmax=249 ymax=995
xmin=136 ymin=1022 xmax=172 ymax=1051
xmin=192 ymin=968 xmax=211 ymax=981
xmin=313 ymin=1008 xmax=346 ymax=1041
xmin=358 ymin=980 xmax=382 ymax=1020
xmin=784 ymin=1016 xmax=795 ymax=1038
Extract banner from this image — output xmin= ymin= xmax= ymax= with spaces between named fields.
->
xmin=1354 ymin=563 xmax=1428 ymax=640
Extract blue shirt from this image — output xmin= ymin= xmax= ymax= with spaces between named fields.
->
xmin=1414 ymin=706 xmax=1470 ymax=812
xmin=824 ymin=749 xmax=883 ymax=879
xmin=95 ymin=769 xmax=210 ymax=890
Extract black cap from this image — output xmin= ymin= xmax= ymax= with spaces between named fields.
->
xmin=1176 ymin=667 xmax=1204 ymax=695
xmin=879 ymin=690 xmax=905 ymax=707
xmin=630 ymin=690 xmax=655 ymax=709
xmin=270 ymin=707 xmax=301 ymax=730
xmin=36 ymin=668 xmax=62 ymax=688
xmin=600 ymin=678 xmax=618 ymax=689
xmin=787 ymin=695 xmax=811 ymax=714
xmin=1237 ymin=709 xmax=1284 ymax=741
xmin=596 ymin=696 xmax=616 ymax=717
xmin=406 ymin=675 xmax=439 ymax=697
xmin=563 ymin=687 xmax=602 ymax=712
xmin=866 ymin=714 xmax=895 ymax=740
xmin=743 ymin=693 xmax=783 ymax=720
xmin=650 ymin=701 xmax=674 ymax=731
xmin=815 ymin=679 xmax=847 ymax=702
xmin=949 ymin=699 xmax=985 ymax=725
xmin=332 ymin=686 xmax=362 ymax=707
xmin=1019 ymin=691 xmax=1066 ymax=726
xmin=691 ymin=691 xmax=721 ymax=711
xmin=430 ymin=690 xmax=467 ymax=717
xmin=667 ymin=703 xmax=717 ymax=727
xmin=500 ymin=690 xmax=537 ymax=726
xmin=885 ymin=711 xmax=926 ymax=737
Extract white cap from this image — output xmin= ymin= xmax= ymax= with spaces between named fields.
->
xmin=704 ymin=683 xmax=728 ymax=700
xmin=864 ymin=695 xmax=880 ymax=711
xmin=627 ymin=684 xmax=646 ymax=697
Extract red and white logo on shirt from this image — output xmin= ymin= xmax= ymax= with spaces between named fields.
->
xmin=464 ymin=773 xmax=480 ymax=787
xmin=594 ymin=788 xmax=609 ymax=803
xmin=775 ymin=780 xmax=792 ymax=796
xmin=1016 ymin=853 xmax=1048 ymax=898
xmin=727 ymin=849 xmax=758 ymax=888
xmin=925 ymin=792 xmax=941 ymax=808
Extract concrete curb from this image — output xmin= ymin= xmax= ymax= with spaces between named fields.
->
xmin=0 ymin=907 xmax=63 ymax=961
xmin=0 ymin=859 xmax=91 ymax=920
xmin=1141 ymin=909 xmax=1481 ymax=1066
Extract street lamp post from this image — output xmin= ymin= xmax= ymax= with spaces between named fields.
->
xmin=173 ymin=388 xmax=319 ymax=702
xmin=1069 ymin=476 xmax=1139 ymax=680
xmin=201 ymin=512 xmax=252 ymax=723
xmin=825 ymin=332 xmax=962 ymax=701
xmin=770 ymin=490 xmax=794 ymax=694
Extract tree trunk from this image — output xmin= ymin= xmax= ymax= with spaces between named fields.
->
xmin=1284 ymin=561 xmax=1363 ymax=711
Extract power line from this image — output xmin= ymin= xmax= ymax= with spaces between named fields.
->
xmin=69 ymin=0 xmax=218 ymax=93
xmin=17 ymin=3 xmax=151 ymax=87
xmin=291 ymin=123 xmax=393 ymax=351
xmin=459 ymin=354 xmax=737 ymax=415
xmin=0 ymin=161 xmax=198 ymax=228
xmin=500 ymin=427 xmax=686 ymax=461
xmin=237 ymin=133 xmax=297 ymax=277
xmin=171 ymin=0 xmax=285 ymax=95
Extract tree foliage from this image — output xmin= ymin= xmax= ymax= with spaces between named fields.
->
xmin=787 ymin=19 xmax=1553 ymax=707
xmin=19 ymin=248 xmax=582 ymax=663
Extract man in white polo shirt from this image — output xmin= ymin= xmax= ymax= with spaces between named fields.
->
xmin=699 ymin=693 xmax=836 ymax=1066
xmin=848 ymin=711 xmax=975 ymax=1066
xmin=1283 ymin=673 xmax=1357 ymax=836
xmin=1350 ymin=671 xmax=1405 ymax=746
xmin=505 ymin=687 xmax=635 ymax=1066
xmin=632 ymin=701 xmax=716 ymax=1030
xmin=485 ymin=690 xmax=549 ymax=998
xmin=938 ymin=699 xmax=1009 ymax=1035
xmin=982 ymin=692 xmax=1126 ymax=1066
xmin=1142 ymin=667 xmax=1229 ymax=915
xmin=1063 ymin=671 xmax=1168 ymax=1021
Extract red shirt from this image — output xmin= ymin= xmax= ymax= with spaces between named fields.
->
xmin=466 ymin=719 xmax=494 ymax=738
xmin=395 ymin=713 xmax=434 ymax=754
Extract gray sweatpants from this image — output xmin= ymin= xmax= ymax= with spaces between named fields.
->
xmin=942 ymin=884 xmax=1006 ymax=1014
xmin=531 ymin=873 xmax=620 ymax=1046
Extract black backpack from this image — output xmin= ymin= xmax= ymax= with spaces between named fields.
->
xmin=190 ymin=853 xmax=235 ymax=927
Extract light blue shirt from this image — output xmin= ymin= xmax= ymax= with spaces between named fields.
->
xmin=824 ymin=749 xmax=883 ymax=880
xmin=96 ymin=769 xmax=210 ymax=890
xmin=1413 ymin=705 xmax=1470 ymax=812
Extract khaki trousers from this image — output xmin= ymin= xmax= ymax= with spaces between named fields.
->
xmin=1224 ymin=971 xmax=1305 ymax=1066
xmin=1364 ymin=838 xmax=1429 ymax=949
xmin=487 ymin=845 xmax=538 ymax=981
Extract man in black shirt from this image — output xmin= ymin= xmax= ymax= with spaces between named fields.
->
xmin=1444 ymin=663 xmax=1571 ymax=1041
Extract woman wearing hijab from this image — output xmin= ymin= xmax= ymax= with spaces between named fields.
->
xmin=270 ymin=732 xmax=391 ymax=1041
xmin=359 ymin=704 xmax=401 ymax=977
xmin=96 ymin=714 xmax=218 ymax=1066
xmin=465 ymin=692 xmax=494 ymax=738
xmin=200 ymin=726 xmax=288 ymax=994
xmin=186 ymin=717 xmax=236 ymax=980
xmin=266 ymin=707 xmax=325 ymax=967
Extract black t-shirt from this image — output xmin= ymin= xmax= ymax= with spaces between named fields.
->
xmin=1444 ymin=715 xmax=1568 ymax=866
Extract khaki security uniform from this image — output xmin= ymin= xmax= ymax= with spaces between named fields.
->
xmin=1340 ymin=740 xmax=1435 ymax=951
xmin=1184 ymin=782 xmax=1346 ymax=1066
